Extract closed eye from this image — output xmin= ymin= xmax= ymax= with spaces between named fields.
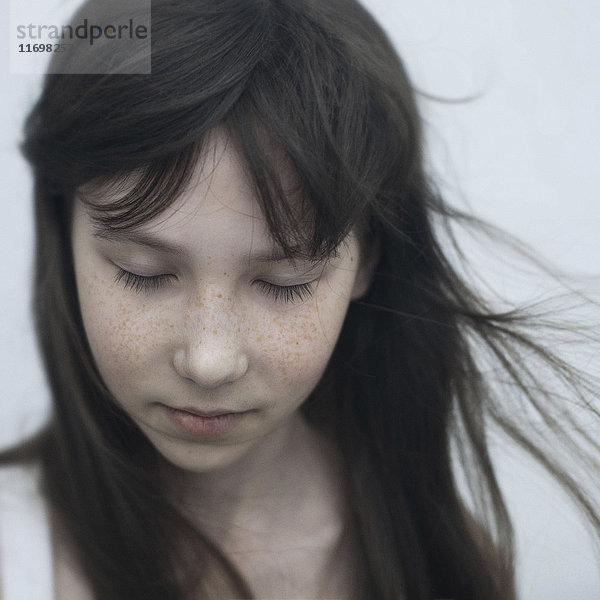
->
xmin=114 ymin=269 xmax=176 ymax=294
xmin=256 ymin=281 xmax=315 ymax=303
xmin=114 ymin=268 xmax=315 ymax=301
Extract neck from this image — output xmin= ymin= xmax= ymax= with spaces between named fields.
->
xmin=166 ymin=413 xmax=346 ymax=547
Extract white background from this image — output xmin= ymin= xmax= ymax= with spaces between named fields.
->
xmin=1 ymin=1 xmax=599 ymax=598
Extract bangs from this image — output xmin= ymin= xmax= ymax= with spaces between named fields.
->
xmin=77 ymin=110 xmax=351 ymax=262
xmin=77 ymin=143 xmax=201 ymax=233
xmin=32 ymin=0 xmax=417 ymax=260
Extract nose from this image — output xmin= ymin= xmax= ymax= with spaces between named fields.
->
xmin=173 ymin=294 xmax=249 ymax=389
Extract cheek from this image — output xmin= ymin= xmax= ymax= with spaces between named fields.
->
xmin=257 ymin=289 xmax=351 ymax=389
xmin=76 ymin=272 xmax=172 ymax=388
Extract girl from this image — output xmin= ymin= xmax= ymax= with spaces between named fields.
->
xmin=1 ymin=0 xmax=599 ymax=598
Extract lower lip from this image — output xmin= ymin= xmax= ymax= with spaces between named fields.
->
xmin=164 ymin=406 xmax=248 ymax=437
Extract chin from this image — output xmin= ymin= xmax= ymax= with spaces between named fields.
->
xmin=149 ymin=436 xmax=254 ymax=475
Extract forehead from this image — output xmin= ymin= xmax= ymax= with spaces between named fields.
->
xmin=78 ymin=131 xmax=314 ymax=260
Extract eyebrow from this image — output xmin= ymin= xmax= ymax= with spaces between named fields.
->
xmin=92 ymin=228 xmax=316 ymax=264
xmin=93 ymin=228 xmax=189 ymax=257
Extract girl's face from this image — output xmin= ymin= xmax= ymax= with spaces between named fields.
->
xmin=72 ymin=132 xmax=370 ymax=474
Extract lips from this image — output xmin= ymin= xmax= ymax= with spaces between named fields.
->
xmin=163 ymin=405 xmax=250 ymax=437
xmin=170 ymin=406 xmax=239 ymax=418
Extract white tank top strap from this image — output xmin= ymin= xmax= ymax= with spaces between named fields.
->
xmin=0 ymin=464 xmax=54 ymax=600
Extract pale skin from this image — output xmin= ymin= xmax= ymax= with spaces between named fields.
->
xmin=59 ymin=131 xmax=374 ymax=598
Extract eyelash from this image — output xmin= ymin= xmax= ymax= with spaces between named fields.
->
xmin=114 ymin=269 xmax=175 ymax=294
xmin=114 ymin=269 xmax=315 ymax=303
xmin=255 ymin=281 xmax=315 ymax=303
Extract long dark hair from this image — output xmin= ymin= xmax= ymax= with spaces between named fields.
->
xmin=4 ymin=0 xmax=599 ymax=598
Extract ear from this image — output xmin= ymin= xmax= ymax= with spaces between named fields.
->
xmin=351 ymin=237 xmax=380 ymax=300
